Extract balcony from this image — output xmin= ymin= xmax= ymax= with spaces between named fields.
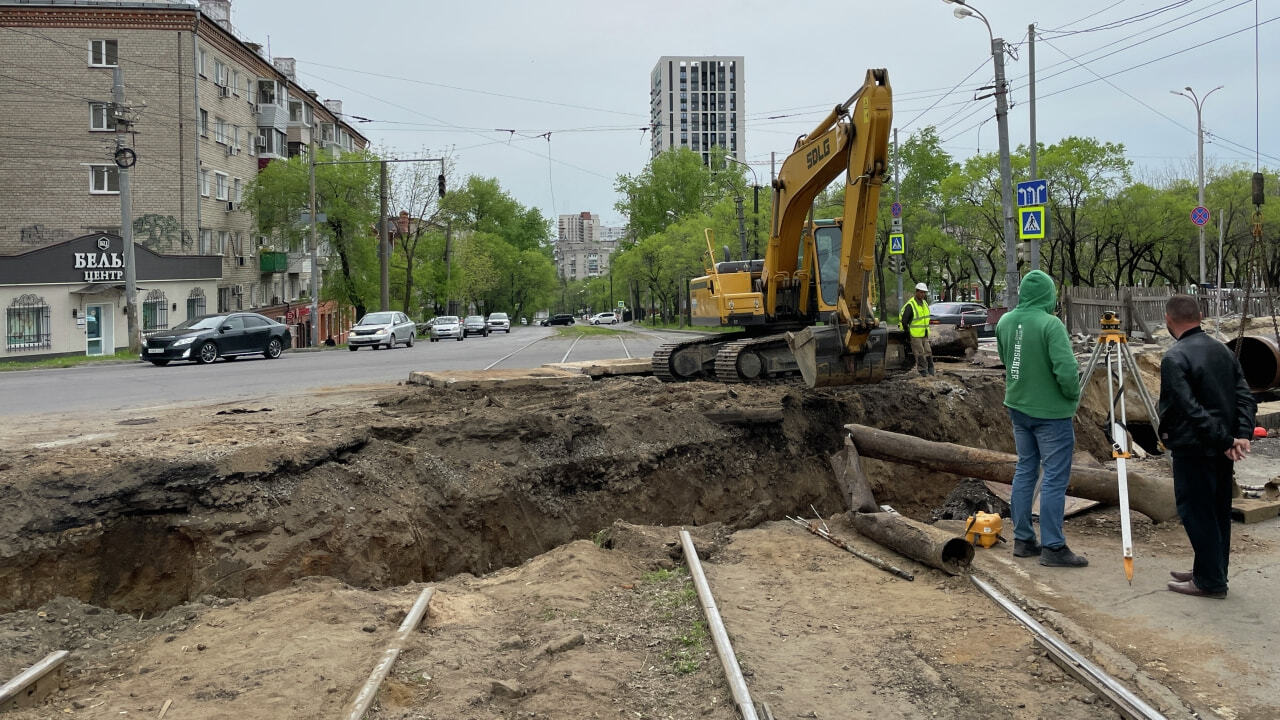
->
xmin=259 ymin=251 xmax=288 ymax=272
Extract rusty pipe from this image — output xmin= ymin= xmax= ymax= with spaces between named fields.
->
xmin=1226 ymin=335 xmax=1280 ymax=391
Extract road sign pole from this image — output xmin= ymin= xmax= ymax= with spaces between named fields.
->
xmin=893 ymin=128 xmax=902 ymax=320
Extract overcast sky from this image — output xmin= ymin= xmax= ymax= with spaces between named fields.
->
xmin=230 ymin=0 xmax=1275 ymax=229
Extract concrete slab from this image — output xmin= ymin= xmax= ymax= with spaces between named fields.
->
xmin=1254 ymin=399 xmax=1280 ymax=431
xmin=542 ymin=358 xmax=653 ymax=377
xmin=406 ymin=368 xmax=590 ymax=390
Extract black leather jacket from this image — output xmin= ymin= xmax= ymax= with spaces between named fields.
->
xmin=1157 ymin=327 xmax=1257 ymax=457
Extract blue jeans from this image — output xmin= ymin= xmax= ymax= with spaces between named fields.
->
xmin=1008 ymin=408 xmax=1075 ymax=549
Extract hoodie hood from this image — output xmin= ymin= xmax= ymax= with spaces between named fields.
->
xmin=1017 ymin=270 xmax=1057 ymax=313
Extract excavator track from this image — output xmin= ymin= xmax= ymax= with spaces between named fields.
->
xmin=713 ymin=333 xmax=799 ymax=383
xmin=652 ymin=335 xmax=729 ymax=382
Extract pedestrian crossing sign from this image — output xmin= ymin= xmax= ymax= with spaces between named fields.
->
xmin=1019 ymin=205 xmax=1045 ymax=240
xmin=889 ymin=232 xmax=905 ymax=255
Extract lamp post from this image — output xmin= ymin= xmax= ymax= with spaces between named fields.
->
xmin=724 ymin=155 xmax=760 ymax=261
xmin=1171 ymin=85 xmax=1223 ymax=286
xmin=943 ymin=0 xmax=1019 ymax=307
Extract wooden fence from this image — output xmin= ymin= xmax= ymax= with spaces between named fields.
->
xmin=1062 ymin=286 xmax=1280 ymax=337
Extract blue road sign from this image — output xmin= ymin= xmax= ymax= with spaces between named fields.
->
xmin=1191 ymin=206 xmax=1210 ymax=227
xmin=889 ymin=232 xmax=905 ymax=255
xmin=891 ymin=201 xmax=902 ymax=218
xmin=1019 ymin=206 xmax=1045 ymax=240
xmin=1017 ymin=179 xmax=1048 ymax=207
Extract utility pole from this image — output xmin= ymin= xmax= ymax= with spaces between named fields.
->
xmin=734 ymin=194 xmax=747 ymax=261
xmin=1172 ymin=85 xmax=1222 ymax=286
xmin=1028 ymin=23 xmax=1040 ymax=271
xmin=752 ymin=185 xmax=760 ymax=259
xmin=894 ymin=128 xmax=903 ymax=313
xmin=443 ymin=221 xmax=454 ymax=316
xmin=308 ymin=138 xmax=319 ymax=347
xmin=378 ymin=160 xmax=389 ymax=311
xmin=113 ymin=67 xmax=139 ymax=354
xmin=993 ymin=35 xmax=1018 ymax=307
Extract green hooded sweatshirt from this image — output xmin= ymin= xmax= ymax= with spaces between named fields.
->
xmin=995 ymin=270 xmax=1080 ymax=419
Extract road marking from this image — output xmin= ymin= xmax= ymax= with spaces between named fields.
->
xmin=618 ymin=335 xmax=631 ymax=359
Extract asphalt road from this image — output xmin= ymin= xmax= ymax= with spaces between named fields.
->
xmin=0 ymin=323 xmax=698 ymax=417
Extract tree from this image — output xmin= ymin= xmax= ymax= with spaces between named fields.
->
xmin=244 ymin=150 xmax=380 ymax=317
xmin=388 ymin=154 xmax=453 ymax=316
xmin=614 ymin=147 xmax=735 ymax=240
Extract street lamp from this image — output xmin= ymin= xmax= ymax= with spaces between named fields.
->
xmin=724 ymin=155 xmax=761 ymax=261
xmin=943 ymin=0 xmax=1019 ymax=307
xmin=1171 ymin=85 xmax=1223 ymax=286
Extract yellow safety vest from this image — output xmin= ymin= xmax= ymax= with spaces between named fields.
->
xmin=902 ymin=297 xmax=930 ymax=338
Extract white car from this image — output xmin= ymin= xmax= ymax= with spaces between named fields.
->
xmin=589 ymin=312 xmax=619 ymax=325
xmin=348 ymin=311 xmax=415 ymax=350
xmin=487 ymin=312 xmax=511 ymax=333
xmin=428 ymin=316 xmax=464 ymax=342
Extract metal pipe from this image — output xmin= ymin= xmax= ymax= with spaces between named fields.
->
xmin=1226 ymin=335 xmax=1280 ymax=391
xmin=678 ymin=530 xmax=758 ymax=720
xmin=343 ymin=587 xmax=435 ymax=720
xmin=970 ymin=576 xmax=1167 ymax=720
xmin=0 ymin=650 xmax=67 ymax=709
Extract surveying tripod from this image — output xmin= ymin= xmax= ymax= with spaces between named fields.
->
xmin=1077 ymin=311 xmax=1161 ymax=583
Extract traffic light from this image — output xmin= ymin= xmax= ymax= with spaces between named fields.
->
xmin=1017 ymin=241 xmax=1032 ymax=263
xmin=437 ymin=173 xmax=446 ymax=197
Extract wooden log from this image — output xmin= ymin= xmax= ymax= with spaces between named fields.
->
xmin=844 ymin=424 xmax=1178 ymax=523
xmin=847 ymin=511 xmax=974 ymax=575
xmin=829 ymin=436 xmax=879 ymax=513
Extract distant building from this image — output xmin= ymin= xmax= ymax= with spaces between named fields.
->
xmin=554 ymin=212 xmax=620 ymax=280
xmin=649 ymin=56 xmax=744 ymax=165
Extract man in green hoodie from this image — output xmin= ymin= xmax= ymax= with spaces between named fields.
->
xmin=995 ymin=270 xmax=1087 ymax=567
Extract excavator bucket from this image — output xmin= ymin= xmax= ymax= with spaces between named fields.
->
xmin=788 ymin=325 xmax=906 ymax=388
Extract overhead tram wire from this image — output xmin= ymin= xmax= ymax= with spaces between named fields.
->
xmin=899 ymin=57 xmax=990 ymax=133
xmin=1038 ymin=1 xmax=1194 ymax=39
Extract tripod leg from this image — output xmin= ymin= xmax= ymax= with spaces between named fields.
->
xmin=1120 ymin=343 xmax=1161 ymax=441
xmin=1078 ymin=340 xmax=1104 ymax=390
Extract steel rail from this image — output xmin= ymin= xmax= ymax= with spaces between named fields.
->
xmin=971 ymin=576 xmax=1166 ymax=720
xmin=0 ymin=650 xmax=68 ymax=710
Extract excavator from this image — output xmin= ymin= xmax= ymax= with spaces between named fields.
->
xmin=651 ymin=68 xmax=907 ymax=387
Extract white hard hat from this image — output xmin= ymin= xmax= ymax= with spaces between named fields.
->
xmin=915 ymin=282 xmax=929 ymax=292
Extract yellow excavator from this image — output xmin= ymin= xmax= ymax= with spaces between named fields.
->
xmin=652 ymin=68 xmax=906 ymax=387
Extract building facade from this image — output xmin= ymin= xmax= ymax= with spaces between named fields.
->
xmin=554 ymin=212 xmax=619 ymax=281
xmin=649 ymin=56 xmax=744 ymax=165
xmin=0 ymin=0 xmax=366 ymax=357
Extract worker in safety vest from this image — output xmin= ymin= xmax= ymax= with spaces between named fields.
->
xmin=900 ymin=282 xmax=934 ymax=376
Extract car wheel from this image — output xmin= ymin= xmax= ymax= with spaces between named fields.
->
xmin=265 ymin=338 xmax=283 ymax=359
xmin=430 ymin=337 xmax=438 ymax=342
xmin=149 ymin=359 xmax=169 ymax=366
xmin=349 ymin=345 xmax=359 ymax=351
xmin=406 ymin=333 xmax=414 ymax=347
xmin=385 ymin=336 xmax=396 ymax=350
xmin=456 ymin=335 xmax=464 ymax=341
xmin=196 ymin=341 xmax=218 ymax=364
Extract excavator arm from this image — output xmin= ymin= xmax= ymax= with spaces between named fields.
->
xmin=779 ymin=69 xmax=896 ymax=387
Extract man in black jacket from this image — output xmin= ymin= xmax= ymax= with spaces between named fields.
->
xmin=1158 ymin=294 xmax=1256 ymax=599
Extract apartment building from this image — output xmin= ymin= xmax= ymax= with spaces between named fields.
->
xmin=554 ymin=212 xmax=620 ymax=281
xmin=649 ymin=56 xmax=744 ymax=165
xmin=0 ymin=0 xmax=366 ymax=359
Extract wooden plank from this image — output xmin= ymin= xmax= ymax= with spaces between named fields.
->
xmin=1231 ymin=497 xmax=1280 ymax=524
xmin=0 ymin=650 xmax=68 ymax=710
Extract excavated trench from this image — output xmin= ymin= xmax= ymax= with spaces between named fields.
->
xmin=0 ymin=373 xmax=1111 ymax=615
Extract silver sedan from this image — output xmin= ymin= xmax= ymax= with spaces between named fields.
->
xmin=348 ymin=311 xmax=416 ymax=350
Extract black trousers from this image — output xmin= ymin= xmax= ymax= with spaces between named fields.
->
xmin=1171 ymin=454 xmax=1234 ymax=593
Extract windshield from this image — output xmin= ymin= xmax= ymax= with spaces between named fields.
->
xmin=490 ymin=313 xmax=507 ymax=319
xmin=436 ymin=316 xmax=459 ymax=324
xmin=465 ymin=316 xmax=484 ymax=323
xmin=930 ymin=303 xmax=963 ymax=313
xmin=357 ymin=312 xmax=395 ymax=325
xmin=173 ymin=315 xmax=227 ymax=330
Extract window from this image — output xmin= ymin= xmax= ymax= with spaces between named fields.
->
xmin=200 ymin=109 xmax=209 ymax=136
xmin=200 ymin=229 xmax=212 ymax=254
xmin=89 ymin=39 xmax=117 ymax=67
xmin=199 ymin=169 xmax=210 ymax=197
xmin=218 ymin=231 xmax=230 ymax=255
xmin=257 ymin=79 xmax=277 ymax=106
xmin=214 ymin=59 xmax=225 ymax=86
xmin=186 ymin=288 xmax=207 ymax=318
xmin=231 ymin=70 xmax=240 ymax=96
xmin=142 ymin=289 xmax=168 ymax=335
xmin=215 ymin=173 xmax=228 ymax=201
xmin=6 ymin=294 xmax=51 ymax=350
xmin=90 ymin=164 xmax=119 ymax=194
xmin=232 ymin=178 xmax=242 ymax=202
xmin=198 ymin=48 xmax=207 ymax=76
xmin=289 ymin=100 xmax=303 ymax=123
xmin=214 ymin=117 xmax=227 ymax=144
xmin=244 ymin=315 xmax=270 ymax=329
xmin=89 ymin=102 xmax=117 ymax=131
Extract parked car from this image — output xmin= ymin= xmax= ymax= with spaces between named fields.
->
xmin=589 ymin=312 xmax=619 ymax=325
xmin=929 ymin=302 xmax=990 ymax=329
xmin=487 ymin=312 xmax=511 ymax=333
xmin=347 ymin=311 xmax=416 ymax=350
xmin=428 ymin=316 xmax=463 ymax=342
xmin=540 ymin=314 xmax=576 ymax=327
xmin=462 ymin=315 xmax=490 ymax=337
xmin=142 ymin=312 xmax=291 ymax=365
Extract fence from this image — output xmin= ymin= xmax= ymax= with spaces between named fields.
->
xmin=1062 ymin=286 xmax=1280 ymax=337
